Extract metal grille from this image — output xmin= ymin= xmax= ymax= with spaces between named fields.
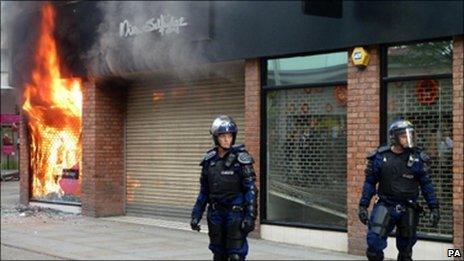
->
xmin=125 ymin=70 xmax=245 ymax=219
xmin=387 ymin=78 xmax=453 ymax=239
xmin=266 ymin=86 xmax=347 ymax=228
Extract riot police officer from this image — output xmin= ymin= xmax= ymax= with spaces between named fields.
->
xmin=190 ymin=115 xmax=258 ymax=261
xmin=358 ymin=119 xmax=440 ymax=261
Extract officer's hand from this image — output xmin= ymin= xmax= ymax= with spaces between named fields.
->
xmin=429 ymin=208 xmax=440 ymax=227
xmin=190 ymin=217 xmax=201 ymax=232
xmin=241 ymin=216 xmax=255 ymax=234
xmin=358 ymin=206 xmax=369 ymax=225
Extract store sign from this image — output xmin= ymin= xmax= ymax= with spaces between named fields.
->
xmin=120 ymin=14 xmax=188 ymax=38
xmin=0 ymin=114 xmax=20 ymax=124
xmin=116 ymin=2 xmax=210 ymax=41
xmin=2 ymin=145 xmax=14 ymax=155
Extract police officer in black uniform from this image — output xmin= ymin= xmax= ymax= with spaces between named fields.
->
xmin=190 ymin=115 xmax=258 ymax=261
xmin=358 ymin=119 xmax=440 ymax=261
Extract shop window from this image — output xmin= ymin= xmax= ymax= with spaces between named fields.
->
xmin=385 ymin=40 xmax=453 ymax=240
xmin=264 ymin=51 xmax=348 ymax=229
xmin=267 ymin=52 xmax=347 ymax=86
xmin=387 ymin=41 xmax=452 ymax=77
xmin=1 ymin=125 xmax=19 ymax=171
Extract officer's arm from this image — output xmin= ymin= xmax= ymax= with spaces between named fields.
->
xmin=359 ymin=154 xmax=381 ymax=207
xmin=417 ymin=152 xmax=439 ymax=209
xmin=239 ymin=152 xmax=258 ymax=220
xmin=191 ymin=164 xmax=209 ymax=220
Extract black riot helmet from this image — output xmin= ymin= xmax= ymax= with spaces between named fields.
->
xmin=388 ymin=119 xmax=417 ymax=149
xmin=210 ymin=115 xmax=238 ymax=147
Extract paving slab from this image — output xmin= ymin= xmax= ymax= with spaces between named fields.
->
xmin=1 ymin=244 xmax=62 ymax=260
xmin=2 ymin=181 xmax=363 ymax=260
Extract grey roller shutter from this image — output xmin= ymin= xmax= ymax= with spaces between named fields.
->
xmin=125 ymin=71 xmax=245 ymax=218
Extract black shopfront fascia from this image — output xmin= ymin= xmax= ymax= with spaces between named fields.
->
xmin=8 ymin=1 xmax=463 ymax=82
xmin=259 ymin=48 xmax=349 ymax=233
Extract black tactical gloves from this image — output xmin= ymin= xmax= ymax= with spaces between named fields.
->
xmin=429 ymin=208 xmax=440 ymax=227
xmin=241 ymin=216 xmax=255 ymax=234
xmin=190 ymin=217 xmax=201 ymax=232
xmin=358 ymin=205 xmax=369 ymax=225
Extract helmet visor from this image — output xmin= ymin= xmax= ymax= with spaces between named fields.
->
xmin=404 ymin=128 xmax=416 ymax=148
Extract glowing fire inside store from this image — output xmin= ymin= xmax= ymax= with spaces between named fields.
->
xmin=22 ymin=3 xmax=83 ymax=204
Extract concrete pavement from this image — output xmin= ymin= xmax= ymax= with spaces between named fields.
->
xmin=1 ymin=181 xmax=364 ymax=260
xmin=0 ymin=177 xmax=20 ymax=206
xmin=1 ymin=244 xmax=61 ymax=260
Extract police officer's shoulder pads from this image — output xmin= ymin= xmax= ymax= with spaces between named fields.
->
xmin=418 ymin=150 xmax=431 ymax=163
xmin=366 ymin=149 xmax=377 ymax=159
xmin=377 ymin=145 xmax=390 ymax=154
xmin=232 ymin=144 xmax=246 ymax=152
xmin=200 ymin=148 xmax=216 ymax=166
xmin=237 ymin=151 xmax=254 ymax=165
xmin=366 ymin=145 xmax=390 ymax=159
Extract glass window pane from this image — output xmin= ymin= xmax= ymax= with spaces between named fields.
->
xmin=387 ymin=79 xmax=453 ymax=239
xmin=267 ymin=52 xmax=347 ymax=86
xmin=388 ymin=41 xmax=452 ymax=77
xmin=266 ymin=85 xmax=347 ymax=228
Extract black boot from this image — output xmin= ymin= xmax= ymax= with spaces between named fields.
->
xmin=227 ymin=253 xmax=244 ymax=261
xmin=366 ymin=248 xmax=384 ymax=261
xmin=213 ymin=253 xmax=227 ymax=261
xmin=397 ymin=250 xmax=412 ymax=261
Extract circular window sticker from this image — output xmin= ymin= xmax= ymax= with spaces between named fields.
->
xmin=325 ymin=103 xmax=334 ymax=113
xmin=334 ymin=85 xmax=348 ymax=106
xmin=301 ymin=103 xmax=309 ymax=114
xmin=287 ymin=103 xmax=296 ymax=114
xmin=416 ymin=79 xmax=439 ymax=105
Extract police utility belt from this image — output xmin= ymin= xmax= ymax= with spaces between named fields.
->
xmin=210 ymin=202 xmax=243 ymax=212
xmin=378 ymin=196 xmax=423 ymax=213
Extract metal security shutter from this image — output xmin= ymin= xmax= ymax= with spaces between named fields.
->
xmin=125 ymin=70 xmax=245 ymax=218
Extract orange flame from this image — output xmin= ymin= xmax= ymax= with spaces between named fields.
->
xmin=126 ymin=175 xmax=141 ymax=203
xmin=22 ymin=3 xmax=82 ymax=199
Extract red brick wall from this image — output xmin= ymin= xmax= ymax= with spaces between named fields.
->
xmin=19 ymin=114 xmax=30 ymax=205
xmin=452 ymin=36 xmax=464 ymax=252
xmin=81 ymin=79 xmax=126 ymax=217
xmin=346 ymin=46 xmax=381 ymax=255
xmin=245 ymin=59 xmax=262 ymax=238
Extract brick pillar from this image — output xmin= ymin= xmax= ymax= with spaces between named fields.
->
xmin=346 ymin=46 xmax=381 ymax=255
xmin=245 ymin=59 xmax=261 ymax=238
xmin=82 ymin=79 xmax=126 ymax=217
xmin=452 ymin=36 xmax=464 ymax=253
xmin=19 ymin=113 xmax=30 ymax=205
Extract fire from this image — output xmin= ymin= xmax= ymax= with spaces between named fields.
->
xmin=22 ymin=3 xmax=82 ymax=199
xmin=126 ymin=176 xmax=141 ymax=203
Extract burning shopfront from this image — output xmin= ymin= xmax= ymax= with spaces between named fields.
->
xmin=6 ymin=1 xmax=463 ymax=259
xmin=21 ymin=4 xmax=83 ymax=205
xmin=13 ymin=2 xmax=247 ymax=217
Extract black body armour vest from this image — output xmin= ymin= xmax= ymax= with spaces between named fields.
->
xmin=378 ymin=150 xmax=419 ymax=200
xmin=207 ymin=153 xmax=242 ymax=204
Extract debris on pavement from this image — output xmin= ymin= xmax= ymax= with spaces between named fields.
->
xmin=1 ymin=204 xmax=81 ymax=224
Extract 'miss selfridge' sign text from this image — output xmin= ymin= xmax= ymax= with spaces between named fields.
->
xmin=120 ymin=14 xmax=188 ymax=38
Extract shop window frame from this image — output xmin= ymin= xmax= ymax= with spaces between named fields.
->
xmin=260 ymin=49 xmax=349 ymax=232
xmin=379 ymin=37 xmax=453 ymax=243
